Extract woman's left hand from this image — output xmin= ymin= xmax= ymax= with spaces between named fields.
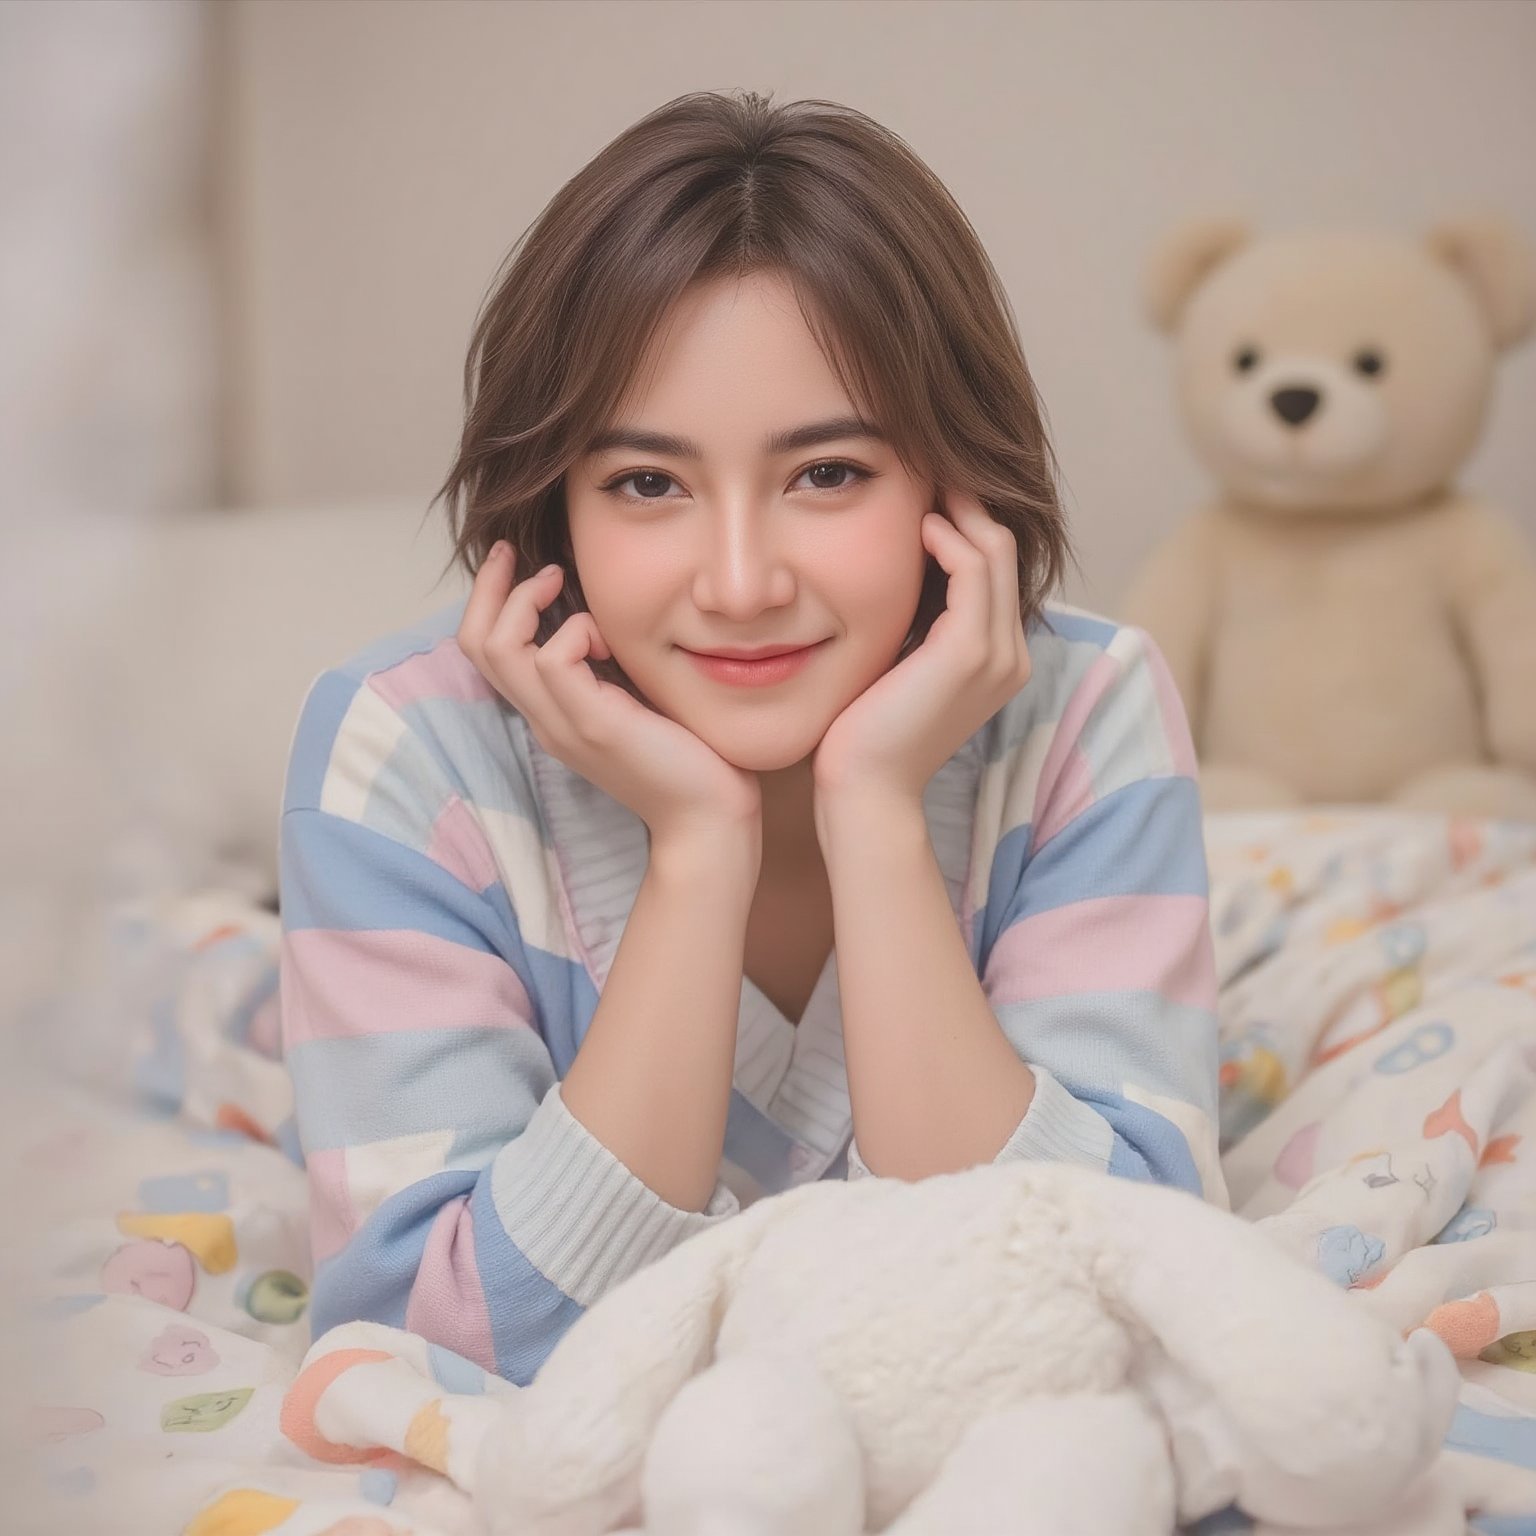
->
xmin=812 ymin=490 xmax=1033 ymax=813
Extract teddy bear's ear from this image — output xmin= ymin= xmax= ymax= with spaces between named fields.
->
xmin=1142 ymin=218 xmax=1252 ymax=334
xmin=1426 ymin=216 xmax=1536 ymax=350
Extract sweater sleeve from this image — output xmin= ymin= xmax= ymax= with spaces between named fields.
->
xmin=279 ymin=666 xmax=739 ymax=1387
xmin=845 ymin=623 xmax=1228 ymax=1207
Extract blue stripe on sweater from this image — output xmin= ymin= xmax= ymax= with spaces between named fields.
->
xmin=469 ymin=1169 xmax=586 ymax=1386
xmin=288 ymin=1027 xmax=545 ymax=1157
xmin=1074 ymin=1086 xmax=1204 ymax=1196
xmin=977 ymin=775 xmax=1207 ymax=968
xmin=280 ymin=809 xmax=513 ymax=949
xmin=308 ymin=1168 xmax=472 ymax=1340
xmin=996 ymin=992 xmax=1219 ymax=1110
xmin=283 ymin=670 xmax=363 ymax=814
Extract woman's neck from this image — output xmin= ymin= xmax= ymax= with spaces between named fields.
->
xmin=757 ymin=756 xmax=824 ymax=875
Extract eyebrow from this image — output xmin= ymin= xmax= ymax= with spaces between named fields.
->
xmin=585 ymin=415 xmax=887 ymax=460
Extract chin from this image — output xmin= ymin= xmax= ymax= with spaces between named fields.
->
xmin=697 ymin=719 xmax=827 ymax=774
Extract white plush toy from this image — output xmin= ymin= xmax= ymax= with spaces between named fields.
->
xmin=474 ymin=1161 xmax=1464 ymax=1536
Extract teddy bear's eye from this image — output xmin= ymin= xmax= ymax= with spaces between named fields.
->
xmin=1233 ymin=346 xmax=1260 ymax=374
xmin=1353 ymin=348 xmax=1386 ymax=378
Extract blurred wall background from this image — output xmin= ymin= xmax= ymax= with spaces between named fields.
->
xmin=215 ymin=0 xmax=1536 ymax=605
xmin=1 ymin=0 xmax=216 ymax=1094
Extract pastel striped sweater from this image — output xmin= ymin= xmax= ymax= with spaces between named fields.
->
xmin=278 ymin=597 xmax=1229 ymax=1386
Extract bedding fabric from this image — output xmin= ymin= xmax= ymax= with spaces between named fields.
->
xmin=7 ymin=808 xmax=1536 ymax=1535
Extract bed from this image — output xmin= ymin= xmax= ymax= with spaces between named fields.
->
xmin=9 ymin=509 xmax=1535 ymax=1536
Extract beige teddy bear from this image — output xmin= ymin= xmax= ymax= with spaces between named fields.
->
xmin=1120 ymin=216 xmax=1536 ymax=821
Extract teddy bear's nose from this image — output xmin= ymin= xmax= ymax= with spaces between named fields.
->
xmin=1270 ymin=386 xmax=1321 ymax=426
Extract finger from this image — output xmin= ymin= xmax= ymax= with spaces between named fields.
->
xmin=947 ymin=493 xmax=1018 ymax=663
xmin=973 ymin=504 xmax=1020 ymax=663
xmin=480 ymin=565 xmax=574 ymax=733
xmin=483 ymin=558 xmax=561 ymax=659
xmin=535 ymin=610 xmax=618 ymax=736
xmin=456 ymin=542 xmax=517 ymax=664
xmin=923 ymin=509 xmax=992 ymax=657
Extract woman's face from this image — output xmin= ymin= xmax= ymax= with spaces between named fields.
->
xmin=565 ymin=270 xmax=932 ymax=773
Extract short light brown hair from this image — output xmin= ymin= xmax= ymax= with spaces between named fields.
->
xmin=432 ymin=89 xmax=1075 ymax=695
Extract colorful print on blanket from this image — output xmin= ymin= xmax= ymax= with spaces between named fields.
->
xmin=10 ymin=813 xmax=1536 ymax=1535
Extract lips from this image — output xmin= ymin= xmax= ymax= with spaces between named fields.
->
xmin=683 ymin=639 xmax=828 ymax=687
xmin=685 ymin=643 xmax=818 ymax=660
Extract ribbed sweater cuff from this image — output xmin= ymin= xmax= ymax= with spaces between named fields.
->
xmin=994 ymin=1064 xmax=1109 ymax=1170
xmin=489 ymin=1080 xmax=740 ymax=1308
xmin=847 ymin=1067 xmax=1107 ymax=1180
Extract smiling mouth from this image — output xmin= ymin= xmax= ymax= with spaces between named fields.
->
xmin=680 ymin=639 xmax=830 ymax=683
xmin=681 ymin=641 xmax=828 ymax=660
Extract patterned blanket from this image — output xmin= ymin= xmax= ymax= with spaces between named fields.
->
xmin=7 ymin=809 xmax=1535 ymax=1535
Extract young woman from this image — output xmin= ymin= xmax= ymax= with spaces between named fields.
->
xmin=278 ymin=90 xmax=1227 ymax=1386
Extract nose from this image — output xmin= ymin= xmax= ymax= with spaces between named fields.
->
xmin=696 ymin=509 xmax=794 ymax=615
xmin=1270 ymin=386 xmax=1321 ymax=427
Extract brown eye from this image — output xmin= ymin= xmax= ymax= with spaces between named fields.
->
xmin=1233 ymin=345 xmax=1260 ymax=374
xmin=600 ymin=470 xmax=676 ymax=501
xmin=801 ymin=461 xmax=871 ymax=493
xmin=1353 ymin=348 xmax=1385 ymax=378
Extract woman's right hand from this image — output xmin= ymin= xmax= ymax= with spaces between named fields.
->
xmin=457 ymin=543 xmax=763 ymax=848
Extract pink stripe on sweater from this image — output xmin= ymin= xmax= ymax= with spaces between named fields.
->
xmin=985 ymin=893 xmax=1216 ymax=1010
xmin=1032 ymin=743 xmax=1094 ymax=851
xmin=368 ymin=638 xmax=499 ymax=711
xmin=405 ymin=1195 xmax=498 ymax=1374
xmin=281 ymin=928 xmax=536 ymax=1048
xmin=425 ymin=795 xmax=502 ymax=893
xmin=1031 ymin=653 xmax=1119 ymax=843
